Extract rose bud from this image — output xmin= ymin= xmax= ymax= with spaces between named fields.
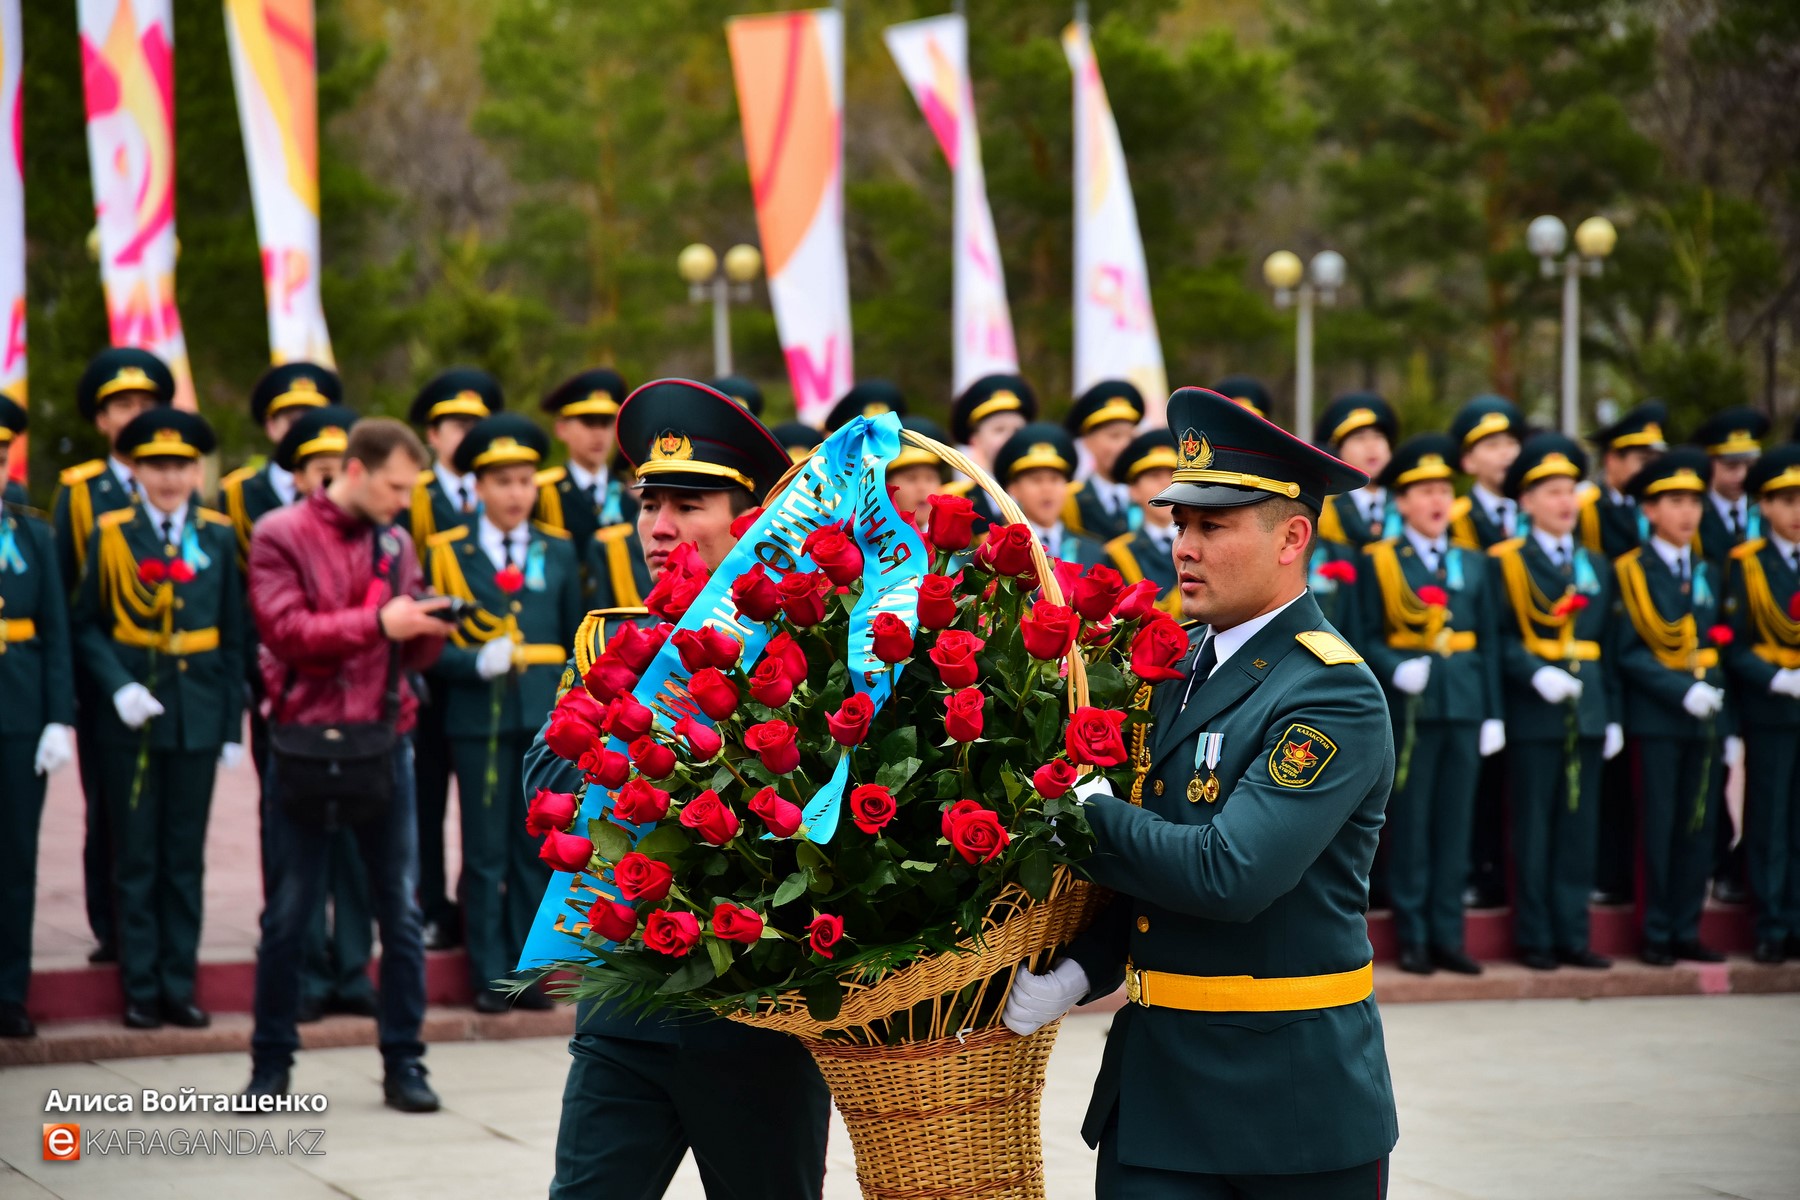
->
xmin=929 ymin=630 xmax=986 ymax=688
xmin=1070 ymin=564 xmax=1125 ymax=622
xmin=945 ymin=803 xmax=1011 ymax=864
xmin=803 ymin=521 xmax=866 ymax=588
xmin=1113 ymin=579 xmax=1160 ymax=622
xmin=627 ymin=735 xmax=678 ymax=780
xmin=1065 ymin=706 xmax=1129 ymax=767
xmin=1709 ymin=623 xmax=1734 ymax=647
xmin=1080 ymin=617 xmax=1116 ymax=648
xmin=870 ymin=612 xmax=915 ymax=663
xmin=138 ymin=558 xmax=168 ymax=586
xmin=644 ymin=546 xmax=710 ymax=621
xmin=687 ymin=668 xmax=741 ymax=722
xmin=941 ymin=798 xmax=983 ymax=841
xmin=673 ymin=715 xmax=723 ymax=761
xmin=744 ymin=720 xmax=802 ymax=775
xmin=1020 ymin=601 xmax=1079 ymax=661
xmin=826 ymin=693 xmax=876 ymax=746
xmin=747 ymin=657 xmax=796 ymax=708
xmin=984 ymin=523 xmax=1037 ymax=577
xmin=1129 ymin=616 xmax=1190 ymax=682
xmin=764 ymin=631 xmax=811 ymax=686
xmin=778 ymin=569 xmax=832 ymax=627
xmin=730 ymin=506 xmax=765 ymax=539
xmin=916 ymin=572 xmax=963 ymax=631
xmin=748 ymin=786 xmax=804 ymax=837
xmin=579 ymin=746 xmax=631 ymax=790
xmin=673 ymin=626 xmax=743 ymax=673
xmin=525 ymin=788 xmax=579 ymax=838
xmin=586 ymin=899 xmax=639 ymax=942
xmin=678 ymin=789 xmax=741 ymax=845
xmin=609 ymin=622 xmax=668 ymax=674
xmin=611 ymin=778 xmax=672 ymax=824
xmin=731 ymin=563 xmax=784 ymax=623
xmin=613 ymin=851 xmax=674 ymax=902
xmin=925 ymin=493 xmax=977 ymax=552
xmin=806 ymin=913 xmax=845 ymax=959
xmin=944 ymin=687 xmax=985 ymax=743
xmin=711 ymin=903 xmax=765 ymax=944
xmin=545 ymin=689 xmax=606 ymax=761
xmin=538 ymin=829 xmax=596 ymax=873
xmin=168 ymin=559 xmax=196 ymax=584
xmin=1032 ymin=758 xmax=1078 ymax=799
xmin=642 ymin=909 xmax=702 ymax=957
xmin=1417 ymin=585 xmax=1450 ymax=609
xmin=604 ymin=694 xmax=657 ymax=741
xmin=849 ymin=783 xmax=897 ymax=835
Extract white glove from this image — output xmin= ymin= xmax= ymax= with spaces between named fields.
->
xmin=476 ymin=637 xmax=515 ymax=680
xmin=34 ymin=723 xmax=74 ymax=776
xmin=1603 ymin=723 xmax=1624 ymax=761
xmin=113 ymin=683 xmax=165 ymax=730
xmin=1682 ymin=682 xmax=1725 ymax=720
xmin=219 ymin=742 xmax=246 ymax=770
xmin=1724 ymin=736 xmax=1744 ymax=768
xmin=1003 ymin=958 xmax=1091 ymax=1037
xmin=1391 ymin=657 xmax=1432 ymax=696
xmin=1479 ymin=719 xmax=1506 ymax=757
xmin=1771 ymin=668 xmax=1800 ymax=699
xmin=1531 ymin=666 xmax=1583 ymax=705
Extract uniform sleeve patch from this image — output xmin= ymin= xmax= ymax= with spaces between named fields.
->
xmin=1269 ymin=722 xmax=1337 ymax=789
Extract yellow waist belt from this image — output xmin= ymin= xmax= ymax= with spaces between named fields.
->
xmin=1126 ymin=961 xmax=1374 ymax=1012
xmin=1386 ymin=630 xmax=1477 ymax=654
xmin=1523 ymin=636 xmax=1602 ymax=661
xmin=1753 ymin=644 xmax=1800 ymax=669
xmin=0 ymin=618 xmax=37 ymax=645
xmin=515 ymin=643 xmax=569 ymax=667
xmin=113 ymin=625 xmax=220 ymax=656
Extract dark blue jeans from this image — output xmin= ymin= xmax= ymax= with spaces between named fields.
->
xmin=252 ymin=738 xmax=427 ymax=1073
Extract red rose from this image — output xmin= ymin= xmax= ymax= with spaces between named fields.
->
xmin=1070 ymin=564 xmax=1125 ymax=622
xmin=525 ymin=788 xmax=579 ymax=838
xmin=642 ymin=909 xmax=701 ymax=957
xmin=925 ymin=493 xmax=977 ymax=552
xmin=763 ymin=631 xmax=810 ymax=686
xmin=1709 ymin=623 xmax=1735 ymax=647
xmin=747 ymin=657 xmax=796 ymax=708
xmin=138 ymin=558 xmax=168 ymax=586
xmin=1113 ymin=579 xmax=1160 ymax=622
xmin=983 ymin=524 xmax=1037 ymax=577
xmin=826 ymin=693 xmax=875 ymax=746
xmin=578 ymin=745 xmax=631 ymax=790
xmin=1021 ymin=602 xmax=1079 ymax=660
xmin=1066 ymin=707 xmax=1129 ymax=767
xmin=644 ymin=546 xmax=709 ymax=621
xmin=611 ymin=778 xmax=671 ymax=824
xmin=871 ymin=612 xmax=915 ymax=663
xmin=711 ymin=903 xmax=764 ymax=944
xmin=673 ymin=715 xmax=722 ymax=761
xmin=1790 ymin=593 xmax=1800 ymax=622
xmin=538 ymin=829 xmax=595 ymax=872
xmin=586 ymin=899 xmax=638 ymax=942
xmin=744 ymin=720 xmax=802 ymax=775
xmin=778 ymin=569 xmax=831 ymax=627
xmin=929 ymin=630 xmax=986 ymax=688
xmin=1080 ymin=618 xmax=1116 ymax=648
xmin=167 ymin=559 xmax=196 ymax=585
xmin=1316 ymin=559 xmax=1358 ymax=585
xmin=494 ymin=564 xmax=525 ymax=595
xmin=584 ymin=654 xmax=639 ymax=704
xmin=613 ymin=851 xmax=674 ymax=902
xmin=731 ymin=564 xmax=784 ymax=623
xmin=673 ymin=626 xmax=743 ymax=673
xmin=1552 ymin=592 xmax=1590 ymax=619
xmin=1417 ymin=585 xmax=1449 ymax=609
xmin=628 ymin=736 xmax=677 ymax=780
xmin=941 ymin=798 xmax=983 ymax=840
xmin=687 ymin=668 xmax=740 ymax=722
xmin=748 ymin=786 xmax=803 ymax=837
xmin=678 ymin=789 xmax=740 ymax=845
xmin=1032 ymin=758 xmax=1078 ymax=799
xmin=945 ymin=802 xmax=1011 ymax=864
xmin=944 ymin=687 xmax=985 ymax=743
xmin=803 ymin=521 xmax=866 ymax=588
xmin=604 ymin=695 xmax=656 ymax=741
xmin=608 ymin=623 xmax=668 ymax=674
xmin=1129 ymin=616 xmax=1189 ymax=682
xmin=545 ymin=689 xmax=606 ymax=761
xmin=806 ymin=913 xmax=845 ymax=959
xmin=849 ymin=783 xmax=897 ymax=835
xmin=730 ymin=506 xmax=765 ymax=539
xmin=917 ymin=573 xmax=962 ymax=631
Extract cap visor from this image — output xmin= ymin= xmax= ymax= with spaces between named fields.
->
xmin=1150 ymin=482 xmax=1281 ymax=510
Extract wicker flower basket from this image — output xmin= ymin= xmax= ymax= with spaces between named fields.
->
xmin=725 ymin=428 xmax=1107 ymax=1199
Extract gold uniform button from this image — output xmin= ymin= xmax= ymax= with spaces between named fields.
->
xmin=1153 ymin=779 xmax=1165 ymax=796
xmin=177 ymin=661 xmax=188 ymax=673
xmin=1136 ymin=916 xmax=1150 ymax=933
xmin=174 ymin=598 xmax=185 ymax=610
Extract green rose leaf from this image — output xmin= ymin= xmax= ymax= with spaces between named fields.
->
xmin=587 ymin=818 xmax=632 ymax=864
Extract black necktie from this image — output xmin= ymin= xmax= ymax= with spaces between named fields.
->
xmin=160 ymin=517 xmax=174 ymax=549
xmin=1192 ymin=636 xmax=1218 ymax=683
xmin=1727 ymin=508 xmax=1739 ymax=537
xmin=1788 ymin=549 xmax=1799 ymax=575
xmin=1498 ymin=501 xmax=1513 ymax=532
xmin=1677 ymin=554 xmax=1690 ymax=583
xmin=1420 ymin=544 xmax=1439 ymax=574
xmin=587 ymin=482 xmax=602 ymax=515
xmin=503 ymin=534 xmax=518 ymax=569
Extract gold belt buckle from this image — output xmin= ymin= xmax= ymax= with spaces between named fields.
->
xmin=1125 ymin=967 xmax=1145 ymax=1007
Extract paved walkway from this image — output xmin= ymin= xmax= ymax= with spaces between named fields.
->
xmin=3 ymin=995 xmax=1796 ymax=1199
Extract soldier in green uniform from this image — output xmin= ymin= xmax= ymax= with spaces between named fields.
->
xmin=824 ymin=378 xmax=906 ymax=432
xmin=219 ymin=362 xmax=340 ymax=570
xmin=1356 ymin=434 xmax=1503 ymax=975
xmin=429 ymin=414 xmax=581 ymax=1011
xmin=0 ymin=402 xmax=76 ymax=1039
xmin=1062 ymin=380 xmax=1147 ymax=541
xmin=1212 ymin=374 xmax=1272 ymax=420
xmin=1613 ymin=448 xmax=1730 ymax=966
xmin=1313 ymin=391 xmax=1400 ymax=548
xmin=1724 ymin=445 xmax=1800 ymax=965
xmin=1103 ymin=429 xmax=1182 ymax=618
xmin=992 ymin=422 xmax=1111 ymax=569
xmin=1448 ymin=394 xmax=1525 ymax=552
xmin=72 ymin=409 xmax=243 ymax=1029
xmin=53 ymin=347 xmax=175 ymax=964
xmin=522 ymin=379 xmax=829 ymax=1200
xmin=534 ymin=369 xmax=637 ymax=604
xmin=708 ymin=374 xmax=764 ymax=418
xmin=947 ymin=373 xmax=1039 ymax=528
xmin=1006 ymin=385 xmax=1397 ymax=1197
xmin=886 ymin=414 xmax=954 ymax=527
xmin=1 ymin=392 xmax=28 ymax=505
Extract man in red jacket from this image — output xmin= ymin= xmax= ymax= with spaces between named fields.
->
xmin=244 ymin=418 xmax=455 ymax=1112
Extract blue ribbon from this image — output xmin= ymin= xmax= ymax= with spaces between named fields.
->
xmin=180 ymin=522 xmax=211 ymax=573
xmin=525 ymin=540 xmax=547 ymax=592
xmin=0 ymin=518 xmax=23 ymax=574
xmin=600 ymin=477 xmax=624 ymax=526
xmin=1574 ymin=547 xmax=1601 ymax=595
xmin=1446 ymin=546 xmax=1466 ymax=591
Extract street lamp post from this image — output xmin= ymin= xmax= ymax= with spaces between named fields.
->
xmin=678 ymin=242 xmax=763 ymax=377
xmin=1528 ymin=215 xmax=1617 ymax=436
xmin=1263 ymin=249 xmax=1345 ymax=438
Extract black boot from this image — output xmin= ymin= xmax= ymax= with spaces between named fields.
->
xmin=383 ymin=1059 xmax=441 ymax=1114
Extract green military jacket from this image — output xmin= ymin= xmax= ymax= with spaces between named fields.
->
xmin=1490 ymin=535 xmax=1619 ymax=741
xmin=1612 ymin=543 xmax=1730 ymax=738
xmin=1698 ymin=498 xmax=1758 ymax=573
xmin=1449 ymin=491 xmax=1514 ymax=552
xmin=1316 ymin=489 xmax=1398 ymax=550
xmin=72 ymin=504 xmax=245 ymax=751
xmin=586 ymin=523 xmax=653 ymax=610
xmin=1355 ymin=537 xmax=1501 ymax=725
xmin=218 ymin=462 xmax=285 ymax=572
xmin=1723 ymin=538 xmax=1800 ymax=731
xmin=1306 ymin=539 xmax=1361 ymax=637
xmin=3 ymin=479 xmax=26 ymax=507
xmin=1063 ymin=478 xmax=1136 ymax=542
xmin=0 ymin=504 xmax=76 ymax=735
xmin=1066 ymin=591 xmax=1399 ymax=1177
xmin=1104 ymin=528 xmax=1182 ymax=618
xmin=52 ymin=458 xmax=137 ymax=594
xmin=427 ymin=523 xmax=583 ymax=738
xmin=1577 ymin=483 xmax=1645 ymax=559
xmin=404 ymin=469 xmax=475 ymax=564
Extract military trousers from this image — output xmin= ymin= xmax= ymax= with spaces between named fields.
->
xmin=1510 ymin=736 xmax=1602 ymax=955
xmin=413 ymin=679 xmax=456 ymax=930
xmin=0 ymin=735 xmax=47 ymax=1007
xmin=1743 ymin=729 xmax=1800 ymax=944
xmin=1097 ymin=1116 xmax=1388 ymax=1199
xmin=449 ymin=731 xmax=546 ymax=994
xmin=74 ymin=677 xmax=115 ymax=950
xmin=1386 ymin=720 xmax=1478 ymax=949
xmin=1634 ymin=736 xmax=1721 ymax=948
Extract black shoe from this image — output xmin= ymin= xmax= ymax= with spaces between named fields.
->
xmin=88 ymin=943 xmax=118 ymax=965
xmin=1397 ymin=944 xmax=1434 ymax=975
xmin=423 ymin=916 xmax=461 ymax=952
xmin=0 ymin=1003 xmax=36 ymax=1038
xmin=383 ymin=1059 xmax=441 ymax=1113
xmin=243 ymin=1066 xmax=290 ymax=1097
xmin=1465 ymin=887 xmax=1507 ymax=911
xmin=1556 ymin=948 xmax=1612 ymax=970
xmin=473 ymin=989 xmax=511 ymax=1014
xmin=1518 ymin=950 xmax=1558 ymax=971
xmin=512 ymin=983 xmax=555 ymax=1011
xmin=1712 ymin=879 xmax=1750 ymax=906
xmin=328 ymin=992 xmax=379 ymax=1018
xmin=1753 ymin=939 xmax=1788 ymax=965
xmin=1591 ymin=889 xmax=1632 ymax=907
xmin=1640 ymin=943 xmax=1676 ymax=967
xmin=123 ymin=1002 xmax=163 ymax=1030
xmin=295 ymin=995 xmax=326 ymax=1024
xmin=1673 ymin=939 xmax=1725 ymax=964
xmin=160 ymin=999 xmax=210 ymax=1029
xmin=1431 ymin=947 xmax=1483 ymax=975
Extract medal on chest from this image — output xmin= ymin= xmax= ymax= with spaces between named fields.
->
xmin=1189 ymin=731 xmax=1224 ymax=804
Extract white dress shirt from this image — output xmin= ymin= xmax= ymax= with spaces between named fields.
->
xmin=1355 ymin=487 xmax=1388 ymax=528
xmin=1181 ymin=590 xmax=1309 ymax=708
xmin=1090 ymin=476 xmax=1131 ymax=516
xmin=146 ymin=500 xmax=189 ymax=547
xmin=436 ymin=463 xmax=475 ymax=514
xmin=1404 ymin=526 xmax=1449 ymax=573
xmin=266 ymin=461 xmax=298 ymax=508
xmin=1471 ymin=483 xmax=1515 ymax=537
xmin=1649 ymin=535 xmax=1692 ymax=578
xmin=1142 ymin=520 xmax=1175 ymax=559
xmin=1709 ymin=489 xmax=1747 ymax=536
xmin=108 ymin=456 xmax=137 ymax=499
xmin=565 ymin=459 xmax=609 ymax=503
xmin=478 ymin=515 xmax=529 ymax=573
xmin=1532 ymin=527 xmax=1574 ymax=566
xmin=1772 ymin=531 xmax=1800 ymax=573
xmin=1029 ymin=522 xmax=1069 ymax=559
